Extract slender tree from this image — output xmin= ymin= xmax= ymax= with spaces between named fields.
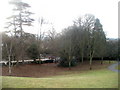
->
xmin=2 ymin=31 xmax=14 ymax=75
xmin=37 ymin=17 xmax=46 ymax=62
xmin=83 ymin=14 xmax=95 ymax=70
xmin=73 ymin=17 xmax=86 ymax=63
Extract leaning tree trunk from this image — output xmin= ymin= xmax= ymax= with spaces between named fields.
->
xmin=89 ymin=50 xmax=94 ymax=70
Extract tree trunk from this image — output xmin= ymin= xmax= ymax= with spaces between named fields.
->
xmin=34 ymin=59 xmax=36 ymax=62
xmin=101 ymin=57 xmax=103 ymax=64
xmin=68 ymin=55 xmax=71 ymax=70
xmin=109 ymin=58 xmax=111 ymax=64
xmin=16 ymin=59 xmax=19 ymax=66
xmin=69 ymin=61 xmax=71 ymax=70
xmin=22 ymin=56 xmax=24 ymax=64
xmin=81 ymin=53 xmax=84 ymax=63
xmin=89 ymin=50 xmax=94 ymax=70
xmin=89 ymin=56 xmax=92 ymax=70
xmin=39 ymin=55 xmax=41 ymax=64
xmin=55 ymin=58 xmax=57 ymax=64
xmin=20 ymin=39 xmax=24 ymax=64
xmin=8 ymin=55 xmax=11 ymax=75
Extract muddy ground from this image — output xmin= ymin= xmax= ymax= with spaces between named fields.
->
xmin=1 ymin=61 xmax=110 ymax=78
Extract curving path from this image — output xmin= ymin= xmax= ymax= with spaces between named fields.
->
xmin=108 ymin=62 xmax=120 ymax=73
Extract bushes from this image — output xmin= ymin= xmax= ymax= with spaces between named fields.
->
xmin=31 ymin=60 xmax=54 ymax=64
xmin=26 ymin=43 xmax=39 ymax=62
xmin=58 ymin=58 xmax=77 ymax=67
xmin=31 ymin=61 xmax=41 ymax=64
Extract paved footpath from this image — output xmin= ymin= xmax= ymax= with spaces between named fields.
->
xmin=108 ymin=62 xmax=120 ymax=73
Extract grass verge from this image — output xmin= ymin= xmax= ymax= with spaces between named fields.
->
xmin=2 ymin=68 xmax=118 ymax=88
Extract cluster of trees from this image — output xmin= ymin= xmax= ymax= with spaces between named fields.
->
xmin=2 ymin=0 xmax=60 ymax=73
xmin=1 ymin=0 xmax=119 ymax=73
xmin=58 ymin=15 xmax=119 ymax=69
xmin=58 ymin=14 xmax=107 ymax=69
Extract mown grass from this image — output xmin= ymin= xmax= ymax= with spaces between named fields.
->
xmin=103 ymin=60 xmax=117 ymax=64
xmin=115 ymin=64 xmax=120 ymax=70
xmin=2 ymin=68 xmax=118 ymax=88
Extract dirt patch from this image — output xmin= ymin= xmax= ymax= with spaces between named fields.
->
xmin=1 ymin=61 xmax=110 ymax=78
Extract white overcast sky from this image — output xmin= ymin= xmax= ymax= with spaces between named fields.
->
xmin=0 ymin=0 xmax=119 ymax=38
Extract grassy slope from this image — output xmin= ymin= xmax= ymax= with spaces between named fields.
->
xmin=2 ymin=69 xmax=118 ymax=88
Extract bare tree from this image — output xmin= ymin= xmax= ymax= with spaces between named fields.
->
xmin=73 ymin=17 xmax=86 ymax=63
xmin=82 ymin=14 xmax=96 ymax=70
xmin=2 ymin=31 xmax=14 ymax=75
xmin=37 ymin=17 xmax=46 ymax=61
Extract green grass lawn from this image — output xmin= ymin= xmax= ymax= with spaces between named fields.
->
xmin=103 ymin=60 xmax=117 ymax=64
xmin=115 ymin=64 xmax=120 ymax=70
xmin=2 ymin=68 xmax=118 ymax=88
